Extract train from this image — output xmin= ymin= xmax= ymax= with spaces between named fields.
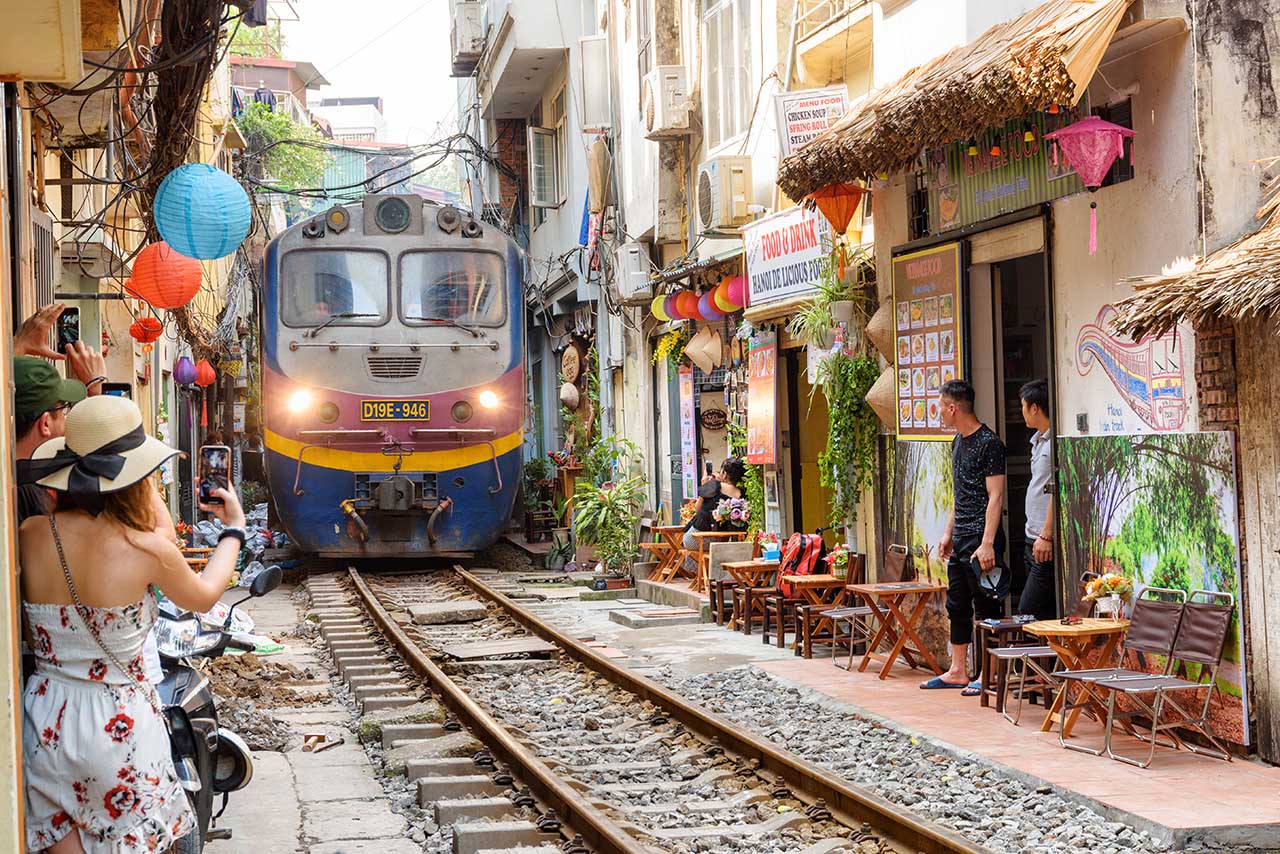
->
xmin=260 ymin=194 xmax=525 ymax=557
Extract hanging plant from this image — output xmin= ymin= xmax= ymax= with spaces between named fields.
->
xmin=652 ymin=325 xmax=691 ymax=376
xmin=726 ymin=422 xmax=765 ymax=535
xmin=818 ymin=352 xmax=882 ymax=529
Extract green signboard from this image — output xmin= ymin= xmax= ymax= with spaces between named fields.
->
xmin=925 ymin=111 xmax=1083 ymax=232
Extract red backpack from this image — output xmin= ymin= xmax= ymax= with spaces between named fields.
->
xmin=778 ymin=533 xmax=826 ymax=597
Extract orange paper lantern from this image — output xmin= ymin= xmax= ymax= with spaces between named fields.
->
xmin=128 ymin=316 xmax=163 ymax=344
xmin=194 ymin=359 xmax=217 ymax=387
xmin=675 ymin=291 xmax=699 ymax=320
xmin=128 ymin=242 xmax=202 ymax=310
xmin=809 ymin=183 xmax=868 ymax=278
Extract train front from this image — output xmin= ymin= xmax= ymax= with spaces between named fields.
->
xmin=261 ymin=195 xmax=524 ymax=557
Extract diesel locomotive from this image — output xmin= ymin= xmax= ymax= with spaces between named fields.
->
xmin=260 ymin=194 xmax=524 ymax=557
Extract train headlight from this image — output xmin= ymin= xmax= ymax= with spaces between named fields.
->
xmin=375 ymin=197 xmax=411 ymax=234
xmin=287 ymin=390 xmax=314 ymax=414
xmin=478 ymin=389 xmax=499 ymax=409
xmin=318 ymin=401 xmax=340 ymax=423
xmin=451 ymin=401 xmax=473 ymax=423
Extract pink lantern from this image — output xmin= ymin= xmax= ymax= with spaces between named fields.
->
xmin=1044 ymin=116 xmax=1135 ymax=255
xmin=663 ymin=294 xmax=683 ymax=320
xmin=726 ymin=275 xmax=748 ymax=309
xmin=697 ymin=291 xmax=725 ymax=320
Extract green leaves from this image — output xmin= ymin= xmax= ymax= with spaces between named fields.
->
xmin=817 ymin=353 xmax=881 ymax=529
xmin=573 ymin=474 xmax=648 ymax=574
xmin=238 ymin=102 xmax=331 ymax=191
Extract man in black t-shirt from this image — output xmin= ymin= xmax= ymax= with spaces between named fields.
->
xmin=921 ymin=379 xmax=1008 ymax=692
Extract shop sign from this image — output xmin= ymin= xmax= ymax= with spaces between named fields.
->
xmin=892 ymin=242 xmax=963 ymax=441
xmin=774 ymin=85 xmax=848 ymax=158
xmin=746 ymin=331 xmax=777 ymax=465
xmin=233 ymin=403 xmax=246 ymax=433
xmin=925 ymin=112 xmax=1083 ymax=232
xmin=743 ymin=205 xmax=832 ymax=307
xmin=678 ymin=365 xmax=697 ymax=498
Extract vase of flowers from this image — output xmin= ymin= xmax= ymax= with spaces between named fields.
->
xmin=712 ymin=497 xmax=750 ymax=529
xmin=758 ymin=532 xmax=780 ymax=561
xmin=679 ymin=499 xmax=699 ymax=526
xmin=1084 ymin=573 xmax=1134 ymax=618
xmin=827 ymin=544 xmax=851 ymax=580
xmin=175 ymin=520 xmax=192 ymax=548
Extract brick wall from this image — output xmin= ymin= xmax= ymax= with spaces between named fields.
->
xmin=1194 ymin=317 xmax=1246 ymax=574
xmin=493 ymin=118 xmax=527 ymax=216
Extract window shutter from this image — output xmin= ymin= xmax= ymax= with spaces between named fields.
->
xmin=528 ymin=126 xmax=559 ymax=209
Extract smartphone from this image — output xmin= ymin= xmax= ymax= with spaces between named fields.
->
xmin=199 ymin=445 xmax=231 ymax=505
xmin=102 ymin=382 xmax=131 ymax=399
xmin=57 ymin=307 xmax=80 ymax=352
xmin=705 ymin=461 xmax=713 ymax=476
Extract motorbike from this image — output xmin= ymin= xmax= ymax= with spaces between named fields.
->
xmin=154 ymin=565 xmax=283 ymax=853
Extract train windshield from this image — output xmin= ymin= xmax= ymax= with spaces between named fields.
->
xmin=399 ymin=251 xmax=506 ymax=328
xmin=281 ymin=249 xmax=388 ymax=327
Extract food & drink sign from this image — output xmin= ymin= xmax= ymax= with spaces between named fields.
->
xmin=743 ymin=205 xmax=832 ymax=306
xmin=892 ymin=242 xmax=963 ymax=440
xmin=746 ymin=331 xmax=777 ymax=464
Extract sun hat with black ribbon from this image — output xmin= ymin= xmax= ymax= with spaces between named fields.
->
xmin=23 ymin=395 xmax=180 ymax=504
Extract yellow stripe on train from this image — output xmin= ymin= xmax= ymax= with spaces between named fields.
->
xmin=264 ymin=428 xmax=523 ymax=473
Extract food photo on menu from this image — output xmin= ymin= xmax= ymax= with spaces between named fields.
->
xmin=926 ymin=367 xmax=941 ymax=392
xmin=910 ymin=300 xmax=924 ymax=329
xmin=898 ymin=369 xmax=911 ymax=394
xmin=913 ymin=399 xmax=927 ymax=428
xmin=923 ymin=296 xmax=938 ymax=326
xmin=897 ymin=301 xmax=911 ymax=330
xmin=942 ymin=364 xmax=956 ymax=384
xmin=899 ymin=399 xmax=912 ymax=426
xmin=927 ymin=398 xmax=941 ymax=427
xmin=925 ymin=332 xmax=939 ymax=362
xmin=940 ymin=293 xmax=954 ymax=322
xmin=940 ymin=329 xmax=955 ymax=359
xmin=898 ymin=336 xmax=911 ymax=364
xmin=912 ymin=368 xmax=926 ymax=396
xmin=911 ymin=334 xmax=925 ymax=364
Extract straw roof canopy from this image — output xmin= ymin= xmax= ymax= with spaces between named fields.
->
xmin=1113 ymin=163 xmax=1280 ymax=339
xmin=776 ymin=0 xmax=1132 ymax=200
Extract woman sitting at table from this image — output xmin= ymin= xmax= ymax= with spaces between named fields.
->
xmin=681 ymin=457 xmax=745 ymax=571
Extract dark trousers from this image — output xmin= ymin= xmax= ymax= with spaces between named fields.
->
xmin=1018 ymin=541 xmax=1057 ymax=620
xmin=946 ymin=529 xmax=1006 ymax=646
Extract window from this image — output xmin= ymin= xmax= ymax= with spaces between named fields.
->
xmin=1094 ymin=99 xmax=1135 ymax=187
xmin=637 ymin=0 xmax=652 ymax=82
xmin=280 ymin=250 xmax=388 ymax=327
xmin=528 ymin=86 xmax=567 ymax=213
xmin=703 ymin=0 xmax=753 ymax=150
xmin=399 ymin=251 xmax=507 ymax=327
xmin=907 ymin=168 xmax=931 ymax=241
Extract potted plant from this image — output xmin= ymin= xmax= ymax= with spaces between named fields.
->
xmin=573 ymin=474 xmax=647 ymax=578
xmin=757 ymin=532 xmax=781 ymax=561
xmin=1084 ymin=573 xmax=1135 ymax=617
xmin=827 ymin=544 xmax=851 ymax=580
xmin=545 ymin=531 xmax=573 ymax=572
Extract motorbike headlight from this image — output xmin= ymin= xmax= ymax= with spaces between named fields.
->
xmin=155 ymin=618 xmax=222 ymax=658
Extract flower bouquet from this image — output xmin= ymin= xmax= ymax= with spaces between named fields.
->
xmin=1084 ymin=572 xmax=1134 ymax=618
xmin=712 ymin=497 xmax=750 ymax=529
xmin=679 ymin=499 xmax=699 ymax=525
xmin=827 ymin=544 xmax=851 ymax=579
xmin=175 ymin=520 xmax=192 ymax=548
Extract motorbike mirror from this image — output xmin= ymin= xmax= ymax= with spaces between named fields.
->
xmin=251 ymin=566 xmax=283 ymax=597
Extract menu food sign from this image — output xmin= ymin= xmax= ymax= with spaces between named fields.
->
xmin=774 ymin=85 xmax=848 ymax=158
xmin=892 ymin=243 xmax=963 ymax=440
xmin=746 ymin=331 xmax=777 ymax=464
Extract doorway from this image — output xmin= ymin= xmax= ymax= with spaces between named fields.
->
xmin=785 ymin=349 xmax=835 ymax=544
xmin=992 ymin=253 xmax=1052 ymax=603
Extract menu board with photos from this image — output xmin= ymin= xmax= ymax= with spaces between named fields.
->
xmin=892 ymin=242 xmax=964 ymax=440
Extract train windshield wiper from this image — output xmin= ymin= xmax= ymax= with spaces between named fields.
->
xmin=405 ymin=315 xmax=479 ymax=338
xmin=306 ymin=312 xmax=377 ymax=338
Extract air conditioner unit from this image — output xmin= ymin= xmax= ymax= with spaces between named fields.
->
xmin=614 ymin=242 xmax=651 ymax=301
xmin=696 ymin=155 xmax=753 ymax=232
xmin=641 ymin=66 xmax=691 ymax=139
xmin=450 ymin=0 xmax=484 ymax=76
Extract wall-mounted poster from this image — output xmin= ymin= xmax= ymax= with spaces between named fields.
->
xmin=892 ymin=242 xmax=963 ymax=440
xmin=746 ymin=331 xmax=777 ymax=465
xmin=774 ymin=85 xmax=849 ymax=158
xmin=678 ymin=365 xmax=697 ymax=499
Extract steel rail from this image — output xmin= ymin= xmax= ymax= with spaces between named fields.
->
xmin=452 ymin=565 xmax=990 ymax=854
xmin=346 ymin=568 xmax=654 ymax=854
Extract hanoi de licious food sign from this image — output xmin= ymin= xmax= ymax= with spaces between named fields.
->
xmin=892 ymin=243 xmax=963 ymax=440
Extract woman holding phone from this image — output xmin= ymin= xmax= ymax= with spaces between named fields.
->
xmin=680 ymin=457 xmax=746 ymax=570
xmin=17 ymin=395 xmax=246 ymax=853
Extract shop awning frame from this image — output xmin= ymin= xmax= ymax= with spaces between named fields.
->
xmin=776 ymin=0 xmax=1134 ymax=200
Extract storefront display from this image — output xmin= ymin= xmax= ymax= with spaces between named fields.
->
xmin=892 ymin=242 xmax=964 ymax=440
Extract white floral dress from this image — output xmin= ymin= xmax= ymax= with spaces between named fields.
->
xmin=22 ymin=593 xmax=195 ymax=852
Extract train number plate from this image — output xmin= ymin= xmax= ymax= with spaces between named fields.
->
xmin=360 ymin=400 xmax=430 ymax=421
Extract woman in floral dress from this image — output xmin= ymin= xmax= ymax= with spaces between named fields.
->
xmin=18 ymin=395 xmax=247 ymax=853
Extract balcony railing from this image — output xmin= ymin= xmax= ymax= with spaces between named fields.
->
xmin=795 ymin=0 xmax=871 ymax=43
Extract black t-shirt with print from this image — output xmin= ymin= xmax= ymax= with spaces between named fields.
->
xmin=950 ymin=424 xmax=1006 ymax=537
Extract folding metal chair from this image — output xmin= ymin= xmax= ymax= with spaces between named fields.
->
xmin=1055 ymin=586 xmax=1186 ymax=755
xmin=1097 ymin=590 xmax=1235 ymax=768
xmin=990 ymin=643 xmax=1059 ymax=724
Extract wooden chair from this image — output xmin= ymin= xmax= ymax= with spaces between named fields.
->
xmin=681 ymin=531 xmax=746 ymax=594
xmin=761 ymin=592 xmax=803 ymax=647
xmin=708 ymin=541 xmax=756 ymax=626
xmin=793 ymin=554 xmax=867 ymax=659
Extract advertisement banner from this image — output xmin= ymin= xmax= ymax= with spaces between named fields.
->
xmin=743 ymin=205 xmax=832 ymax=307
xmin=746 ymin=331 xmax=777 ymax=465
xmin=774 ymin=86 xmax=848 ymax=158
xmin=679 ymin=365 xmax=697 ymax=498
xmin=892 ymin=242 xmax=964 ymax=440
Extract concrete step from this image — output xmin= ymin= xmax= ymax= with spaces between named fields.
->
xmin=434 ymin=797 xmax=519 ymax=825
xmin=452 ymin=821 xmax=549 ymax=854
xmin=607 ymin=607 xmax=702 ymax=629
xmin=416 ymin=775 xmax=502 ymax=805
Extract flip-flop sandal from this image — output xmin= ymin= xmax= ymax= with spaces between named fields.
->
xmin=920 ymin=676 xmax=967 ymax=689
xmin=960 ymin=679 xmax=983 ymax=697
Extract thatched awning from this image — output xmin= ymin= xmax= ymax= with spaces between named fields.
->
xmin=776 ymin=0 xmax=1132 ymax=200
xmin=1112 ymin=178 xmax=1280 ymax=338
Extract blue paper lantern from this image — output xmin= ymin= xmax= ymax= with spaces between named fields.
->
xmin=154 ymin=164 xmax=251 ymax=260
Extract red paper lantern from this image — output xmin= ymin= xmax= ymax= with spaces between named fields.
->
xmin=128 ymin=316 xmax=163 ymax=344
xmin=675 ymin=291 xmax=699 ymax=320
xmin=128 ymin=242 xmax=202 ymax=309
xmin=194 ymin=359 xmax=217 ymax=387
xmin=809 ymin=183 xmax=868 ymax=278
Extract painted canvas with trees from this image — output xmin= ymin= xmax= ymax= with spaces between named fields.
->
xmin=1057 ymin=432 xmax=1248 ymax=744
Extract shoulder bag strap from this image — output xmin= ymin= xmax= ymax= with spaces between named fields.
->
xmin=48 ymin=515 xmax=162 ymax=714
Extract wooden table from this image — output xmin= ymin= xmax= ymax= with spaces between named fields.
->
xmin=779 ymin=573 xmax=846 ymax=648
xmin=721 ymin=559 xmax=779 ymax=630
xmin=688 ymin=531 xmax=747 ymax=593
xmin=640 ymin=525 xmax=686 ymax=583
xmin=846 ymin=581 xmax=947 ymax=679
xmin=1023 ymin=618 xmax=1129 ymax=738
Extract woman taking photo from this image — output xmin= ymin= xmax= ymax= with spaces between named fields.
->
xmin=682 ymin=457 xmax=746 ymax=569
xmin=18 ymin=395 xmax=246 ymax=853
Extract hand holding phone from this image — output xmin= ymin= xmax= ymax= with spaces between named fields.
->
xmin=57 ymin=307 xmax=80 ymax=352
xmin=199 ymin=445 xmax=231 ymax=506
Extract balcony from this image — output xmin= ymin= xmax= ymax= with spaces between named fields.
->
xmin=477 ymin=0 xmax=569 ymax=119
xmin=794 ymin=0 xmax=873 ymax=91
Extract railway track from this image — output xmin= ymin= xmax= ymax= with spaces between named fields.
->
xmin=321 ymin=566 xmax=990 ymax=854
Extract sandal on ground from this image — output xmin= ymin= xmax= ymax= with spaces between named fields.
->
xmin=960 ymin=679 xmax=983 ymax=697
xmin=920 ymin=676 xmax=967 ymax=689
